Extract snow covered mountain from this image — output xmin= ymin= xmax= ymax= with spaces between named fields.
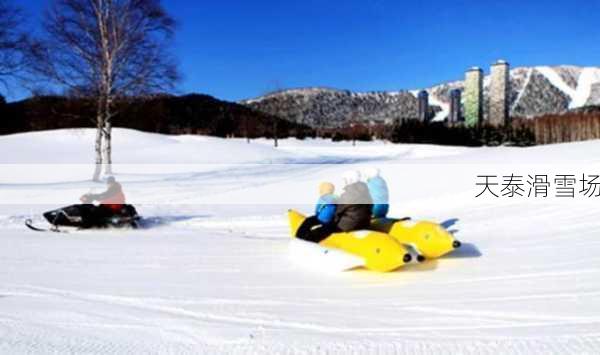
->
xmin=241 ymin=66 xmax=600 ymax=127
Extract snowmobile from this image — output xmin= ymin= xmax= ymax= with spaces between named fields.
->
xmin=26 ymin=195 xmax=140 ymax=232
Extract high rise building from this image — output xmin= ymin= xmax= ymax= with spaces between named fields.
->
xmin=489 ymin=60 xmax=510 ymax=126
xmin=417 ymin=90 xmax=429 ymax=122
xmin=449 ymin=89 xmax=462 ymax=123
xmin=464 ymin=67 xmax=483 ymax=127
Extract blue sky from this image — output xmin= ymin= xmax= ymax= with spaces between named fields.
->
xmin=7 ymin=0 xmax=600 ymax=102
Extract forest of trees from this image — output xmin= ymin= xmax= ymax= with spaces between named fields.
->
xmin=1 ymin=94 xmax=314 ymax=138
xmin=4 ymin=92 xmax=600 ymax=148
xmin=389 ymin=120 xmax=535 ymax=147
xmin=514 ymin=110 xmax=600 ymax=145
xmin=326 ymin=108 xmax=600 ymax=147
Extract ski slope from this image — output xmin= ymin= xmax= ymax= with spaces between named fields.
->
xmin=1 ymin=128 xmax=600 ymax=354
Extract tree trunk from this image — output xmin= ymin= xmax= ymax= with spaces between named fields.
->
xmin=102 ymin=91 xmax=114 ymax=175
xmin=92 ymin=102 xmax=104 ymax=181
xmin=103 ymin=119 xmax=113 ymax=174
xmin=245 ymin=117 xmax=250 ymax=143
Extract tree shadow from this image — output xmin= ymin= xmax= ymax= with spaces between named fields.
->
xmin=138 ymin=215 xmax=211 ymax=229
xmin=444 ymin=242 xmax=482 ymax=259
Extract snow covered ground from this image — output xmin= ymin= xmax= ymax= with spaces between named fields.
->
xmin=1 ymin=128 xmax=600 ymax=354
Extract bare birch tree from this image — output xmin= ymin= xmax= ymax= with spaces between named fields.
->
xmin=28 ymin=0 xmax=179 ymax=180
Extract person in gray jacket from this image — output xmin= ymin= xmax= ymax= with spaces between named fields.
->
xmin=333 ymin=171 xmax=373 ymax=232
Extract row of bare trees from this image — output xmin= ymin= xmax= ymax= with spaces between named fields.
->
xmin=0 ymin=0 xmax=179 ymax=180
xmin=513 ymin=112 xmax=600 ymax=145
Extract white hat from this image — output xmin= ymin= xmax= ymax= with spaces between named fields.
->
xmin=342 ymin=170 xmax=361 ymax=186
xmin=362 ymin=167 xmax=380 ymax=180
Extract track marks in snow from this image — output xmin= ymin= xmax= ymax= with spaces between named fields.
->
xmin=2 ymin=285 xmax=379 ymax=334
xmin=6 ymin=284 xmax=600 ymax=336
xmin=406 ymin=305 xmax=600 ymax=325
xmin=185 ymin=214 xmax=289 ymax=240
xmin=430 ymin=268 xmax=600 ymax=285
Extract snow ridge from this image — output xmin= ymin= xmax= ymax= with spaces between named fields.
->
xmin=571 ymin=67 xmax=600 ymax=108
xmin=429 ymin=95 xmax=449 ymax=122
xmin=511 ymin=68 xmax=533 ymax=112
xmin=535 ymin=66 xmax=577 ymax=102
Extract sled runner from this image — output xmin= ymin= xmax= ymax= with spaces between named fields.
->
xmin=25 ymin=219 xmax=68 ymax=233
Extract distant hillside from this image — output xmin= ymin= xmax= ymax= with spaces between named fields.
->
xmin=241 ymin=66 xmax=600 ymax=128
xmin=0 ymin=94 xmax=312 ymax=137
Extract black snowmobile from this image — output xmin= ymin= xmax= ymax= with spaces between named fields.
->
xmin=26 ymin=201 xmax=140 ymax=232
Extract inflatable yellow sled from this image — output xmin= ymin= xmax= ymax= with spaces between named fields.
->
xmin=288 ymin=210 xmax=411 ymax=272
xmin=370 ymin=218 xmax=461 ymax=260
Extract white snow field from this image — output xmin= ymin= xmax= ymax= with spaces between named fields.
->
xmin=1 ymin=128 xmax=600 ymax=354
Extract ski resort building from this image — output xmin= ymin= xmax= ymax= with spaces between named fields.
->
xmin=489 ymin=60 xmax=510 ymax=126
xmin=417 ymin=90 xmax=429 ymax=122
xmin=449 ymin=89 xmax=462 ymax=123
xmin=464 ymin=67 xmax=483 ymax=126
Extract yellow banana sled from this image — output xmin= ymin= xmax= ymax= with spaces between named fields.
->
xmin=288 ymin=210 xmax=411 ymax=272
xmin=288 ymin=210 xmax=461 ymax=272
xmin=371 ymin=218 xmax=461 ymax=260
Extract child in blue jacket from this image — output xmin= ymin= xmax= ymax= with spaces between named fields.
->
xmin=296 ymin=182 xmax=339 ymax=242
xmin=315 ymin=182 xmax=337 ymax=224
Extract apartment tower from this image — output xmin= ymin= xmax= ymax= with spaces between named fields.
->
xmin=464 ymin=67 xmax=483 ymax=127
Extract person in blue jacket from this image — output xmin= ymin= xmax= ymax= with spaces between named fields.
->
xmin=295 ymin=182 xmax=339 ymax=242
xmin=314 ymin=182 xmax=337 ymax=224
xmin=363 ymin=167 xmax=389 ymax=218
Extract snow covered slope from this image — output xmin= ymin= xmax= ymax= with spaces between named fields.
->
xmin=1 ymin=129 xmax=600 ymax=354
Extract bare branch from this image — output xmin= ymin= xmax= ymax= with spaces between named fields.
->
xmin=0 ymin=0 xmax=30 ymax=94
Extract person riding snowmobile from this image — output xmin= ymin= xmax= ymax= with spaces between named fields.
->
xmin=81 ymin=176 xmax=126 ymax=212
xmin=333 ymin=170 xmax=373 ymax=232
xmin=296 ymin=182 xmax=339 ymax=243
xmin=34 ymin=176 xmax=138 ymax=230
